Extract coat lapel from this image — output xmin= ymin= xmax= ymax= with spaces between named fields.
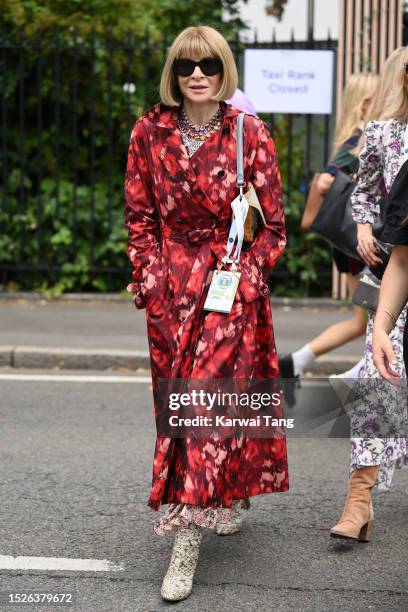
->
xmin=159 ymin=130 xmax=197 ymax=195
xmin=159 ymin=126 xmax=221 ymax=216
xmin=154 ymin=102 xmax=240 ymax=217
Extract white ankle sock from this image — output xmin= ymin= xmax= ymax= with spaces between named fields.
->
xmin=338 ymin=357 xmax=365 ymax=380
xmin=292 ymin=344 xmax=316 ymax=376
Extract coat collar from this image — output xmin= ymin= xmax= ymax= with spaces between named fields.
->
xmin=143 ymin=101 xmax=241 ymax=217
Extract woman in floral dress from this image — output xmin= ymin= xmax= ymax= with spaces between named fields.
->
xmin=124 ymin=26 xmax=288 ymax=600
xmin=330 ymin=49 xmax=408 ymax=542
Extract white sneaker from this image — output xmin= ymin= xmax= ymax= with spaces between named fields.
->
xmin=161 ymin=524 xmax=202 ymax=601
xmin=216 ymin=499 xmax=249 ymax=536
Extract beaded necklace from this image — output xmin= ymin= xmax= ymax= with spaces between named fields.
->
xmin=178 ymin=105 xmax=223 ymax=157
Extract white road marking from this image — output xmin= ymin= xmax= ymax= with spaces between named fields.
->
xmin=0 ymin=554 xmax=124 ymax=572
xmin=0 ymin=373 xmax=151 ymax=383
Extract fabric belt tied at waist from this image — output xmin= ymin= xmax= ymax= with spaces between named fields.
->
xmin=161 ymin=226 xmax=229 ymax=245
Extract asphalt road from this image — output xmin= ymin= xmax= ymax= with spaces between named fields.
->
xmin=0 ymin=369 xmax=407 ymax=612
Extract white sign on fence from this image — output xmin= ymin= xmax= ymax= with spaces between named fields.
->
xmin=244 ymin=49 xmax=334 ymax=114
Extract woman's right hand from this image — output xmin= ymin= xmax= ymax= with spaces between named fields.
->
xmin=356 ymin=223 xmax=382 ymax=266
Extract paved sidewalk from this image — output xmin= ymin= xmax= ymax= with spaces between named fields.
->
xmin=0 ymin=296 xmax=365 ymax=373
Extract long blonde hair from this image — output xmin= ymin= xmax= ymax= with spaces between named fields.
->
xmin=365 ymin=48 xmax=406 ymax=122
xmin=354 ymin=48 xmax=407 ymax=154
xmin=159 ymin=26 xmax=238 ymax=106
xmin=379 ymin=46 xmax=408 ymax=122
xmin=332 ymin=73 xmax=379 ymax=153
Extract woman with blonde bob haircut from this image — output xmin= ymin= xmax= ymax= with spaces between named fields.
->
xmin=159 ymin=25 xmax=238 ymax=106
xmin=330 ymin=47 xmax=408 ymax=543
xmin=124 ymin=25 xmax=289 ymax=601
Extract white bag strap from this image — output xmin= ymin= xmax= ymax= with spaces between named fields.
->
xmin=236 ymin=112 xmax=245 ymax=187
xmin=221 ymin=112 xmax=247 ymax=267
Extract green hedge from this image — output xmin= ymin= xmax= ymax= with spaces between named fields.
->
xmin=1 ymin=4 xmax=333 ymax=297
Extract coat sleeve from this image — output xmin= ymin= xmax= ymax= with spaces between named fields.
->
xmin=124 ymin=120 xmax=161 ymax=309
xmin=238 ymin=118 xmax=286 ymax=301
xmin=351 ymin=120 xmax=384 ymax=225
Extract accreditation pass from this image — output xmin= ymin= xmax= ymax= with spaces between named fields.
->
xmin=204 ymin=270 xmax=241 ymax=313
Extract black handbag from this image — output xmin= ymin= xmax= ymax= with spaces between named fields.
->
xmin=310 ymin=159 xmax=408 ymax=265
xmin=310 ymin=170 xmax=363 ymax=261
xmin=309 ymin=174 xmax=386 ymax=256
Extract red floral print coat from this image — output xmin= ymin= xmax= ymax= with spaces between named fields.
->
xmin=124 ymin=101 xmax=289 ymax=511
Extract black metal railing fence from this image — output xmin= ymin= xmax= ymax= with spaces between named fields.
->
xmin=0 ymin=29 xmax=337 ymax=295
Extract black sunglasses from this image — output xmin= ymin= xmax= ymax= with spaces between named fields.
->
xmin=172 ymin=57 xmax=223 ymax=77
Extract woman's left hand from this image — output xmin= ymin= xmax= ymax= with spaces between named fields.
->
xmin=356 ymin=223 xmax=382 ymax=267
xmin=372 ymin=328 xmax=400 ymax=383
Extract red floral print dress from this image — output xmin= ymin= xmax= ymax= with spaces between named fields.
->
xmin=124 ymin=101 xmax=289 ymax=532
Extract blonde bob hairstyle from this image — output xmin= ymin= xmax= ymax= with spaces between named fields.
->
xmin=332 ymin=72 xmax=379 ymax=153
xmin=159 ymin=26 xmax=238 ymax=107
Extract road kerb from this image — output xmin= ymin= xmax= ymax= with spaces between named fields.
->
xmin=0 ymin=345 xmax=359 ymax=375
xmin=9 ymin=346 xmax=151 ymax=370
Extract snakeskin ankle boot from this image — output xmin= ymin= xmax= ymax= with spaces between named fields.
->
xmin=160 ymin=524 xmax=202 ymax=601
xmin=216 ymin=499 xmax=249 ymax=536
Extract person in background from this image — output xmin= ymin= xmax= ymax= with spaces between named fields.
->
xmin=373 ymin=243 xmax=408 ymax=380
xmin=279 ymin=73 xmax=378 ymax=385
xmin=372 ymin=186 xmax=408 ymax=380
xmin=330 ymin=48 xmax=408 ymax=542
xmin=226 ymin=87 xmax=257 ymax=115
xmin=327 ymin=48 xmax=407 ymax=399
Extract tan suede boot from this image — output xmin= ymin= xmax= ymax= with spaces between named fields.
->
xmin=330 ymin=465 xmax=380 ymax=542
